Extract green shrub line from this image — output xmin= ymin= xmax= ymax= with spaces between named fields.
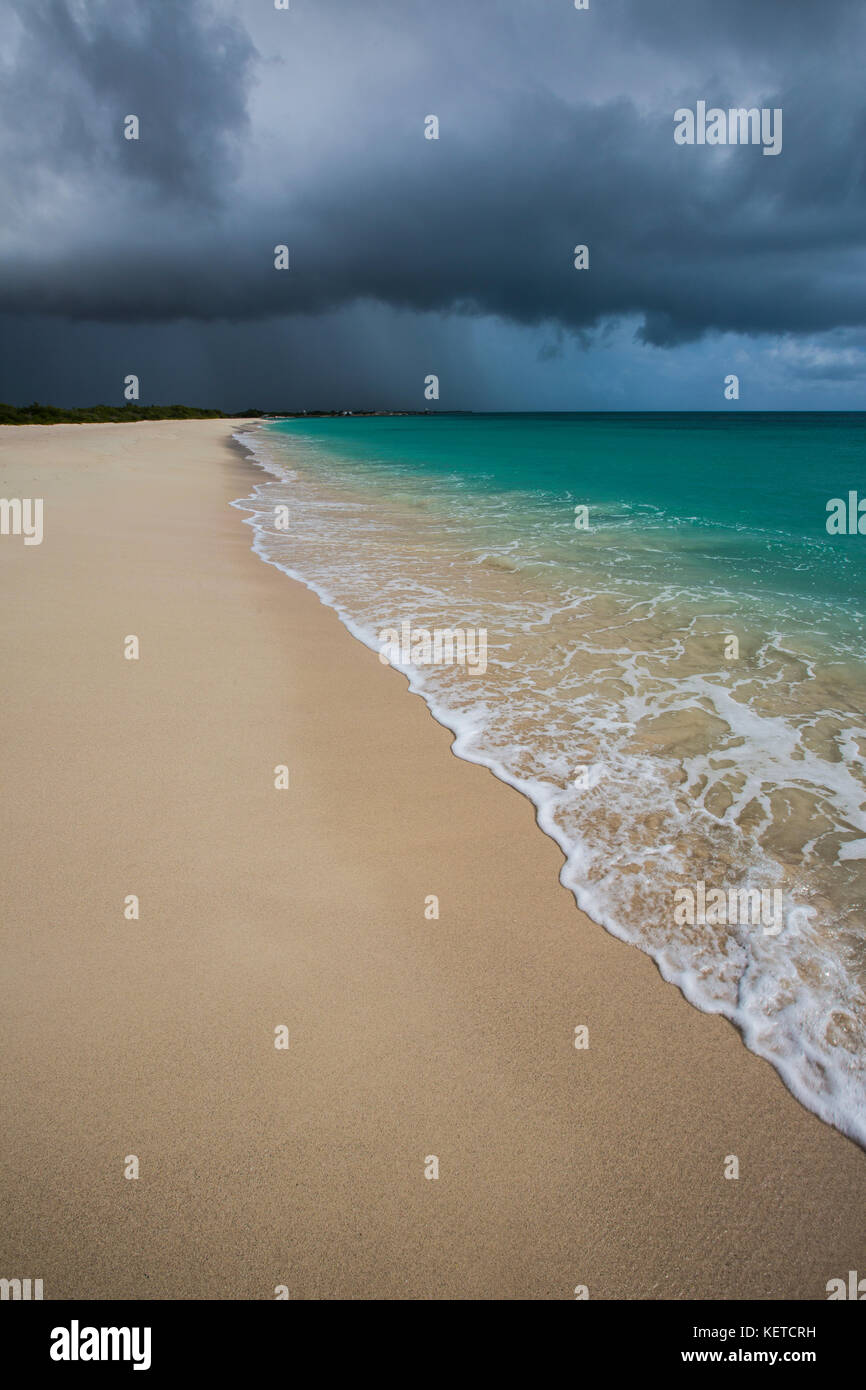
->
xmin=0 ymin=402 xmax=267 ymax=425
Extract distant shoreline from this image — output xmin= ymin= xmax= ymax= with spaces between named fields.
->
xmin=0 ymin=404 xmax=448 ymax=426
xmin=4 ymin=405 xmax=865 ymax=427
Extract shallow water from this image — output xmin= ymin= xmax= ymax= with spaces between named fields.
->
xmin=233 ymin=413 xmax=866 ymax=1145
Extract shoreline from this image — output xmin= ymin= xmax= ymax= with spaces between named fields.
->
xmin=232 ymin=420 xmax=866 ymax=1152
xmin=1 ymin=419 xmax=865 ymax=1298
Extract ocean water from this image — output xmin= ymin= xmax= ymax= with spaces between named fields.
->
xmin=233 ymin=413 xmax=866 ymax=1145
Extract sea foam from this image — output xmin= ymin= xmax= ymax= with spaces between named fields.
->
xmin=231 ymin=420 xmax=866 ymax=1147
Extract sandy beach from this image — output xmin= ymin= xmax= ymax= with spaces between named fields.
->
xmin=1 ymin=418 xmax=865 ymax=1301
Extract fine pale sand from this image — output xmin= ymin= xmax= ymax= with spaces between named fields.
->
xmin=1 ymin=419 xmax=865 ymax=1302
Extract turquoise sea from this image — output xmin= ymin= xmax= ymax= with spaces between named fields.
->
xmin=235 ymin=413 xmax=866 ymax=1145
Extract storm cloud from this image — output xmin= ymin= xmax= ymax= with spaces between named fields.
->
xmin=2 ymin=0 xmax=866 ymax=406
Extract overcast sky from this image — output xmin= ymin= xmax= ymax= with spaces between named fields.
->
xmin=2 ymin=0 xmax=866 ymax=410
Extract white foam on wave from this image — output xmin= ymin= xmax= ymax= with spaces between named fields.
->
xmin=231 ymin=425 xmax=866 ymax=1148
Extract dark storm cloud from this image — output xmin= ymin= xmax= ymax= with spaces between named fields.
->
xmin=2 ymin=0 xmax=866 ymax=350
xmin=1 ymin=0 xmax=257 ymax=204
xmin=620 ymin=0 xmax=864 ymax=54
